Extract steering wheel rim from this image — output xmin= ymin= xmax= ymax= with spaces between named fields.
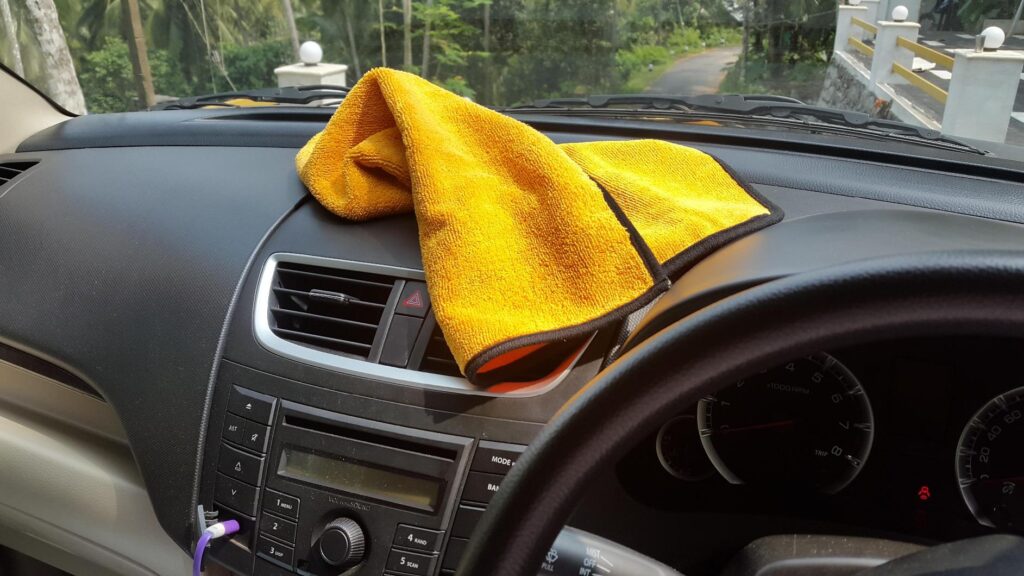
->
xmin=457 ymin=250 xmax=1024 ymax=576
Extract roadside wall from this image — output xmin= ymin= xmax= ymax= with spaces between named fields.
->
xmin=817 ymin=55 xmax=882 ymax=114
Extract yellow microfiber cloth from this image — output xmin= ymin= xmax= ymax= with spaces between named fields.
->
xmin=296 ymin=68 xmax=782 ymax=387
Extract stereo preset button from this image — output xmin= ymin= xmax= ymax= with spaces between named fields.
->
xmin=461 ymin=471 xmax=504 ymax=504
xmin=259 ymin=513 xmax=297 ymax=545
xmin=228 ymin=386 xmax=277 ymax=425
xmin=386 ymin=549 xmax=436 ymax=576
xmin=256 ymin=536 xmax=294 ymax=568
xmin=218 ymin=444 xmax=265 ymax=485
xmin=393 ymin=524 xmax=442 ymax=553
xmin=264 ymin=489 xmax=300 ymax=520
xmin=471 ymin=441 xmax=526 ymax=475
xmin=451 ymin=505 xmax=484 ymax=539
xmin=222 ymin=413 xmax=247 ymax=446
xmin=214 ymin=474 xmax=258 ymax=517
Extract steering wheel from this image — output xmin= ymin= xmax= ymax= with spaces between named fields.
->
xmin=458 ymin=252 xmax=1024 ymax=576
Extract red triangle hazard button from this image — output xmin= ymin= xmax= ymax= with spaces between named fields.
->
xmin=403 ymin=290 xmax=424 ymax=308
xmin=398 ymin=282 xmax=429 ymax=317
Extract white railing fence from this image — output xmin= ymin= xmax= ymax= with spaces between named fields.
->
xmin=833 ymin=1 xmax=1024 ymax=143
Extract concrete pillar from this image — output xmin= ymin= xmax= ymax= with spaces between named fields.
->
xmin=274 ymin=62 xmax=348 ymax=87
xmin=861 ymin=0 xmax=881 ymax=25
xmin=870 ymin=20 xmax=921 ymax=86
xmin=942 ymin=49 xmax=1024 ymax=142
xmin=835 ymin=5 xmax=870 ymax=53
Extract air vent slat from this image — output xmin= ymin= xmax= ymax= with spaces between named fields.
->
xmin=268 ymin=260 xmax=397 ymax=361
xmin=0 ymin=161 xmax=38 ymax=186
xmin=271 ymin=307 xmax=378 ymax=330
xmin=419 ymin=325 xmax=462 ymax=377
xmin=277 ymin=267 xmax=393 ymax=290
xmin=272 ymin=287 xmax=385 ymax=310
xmin=271 ymin=327 xmax=373 ymax=354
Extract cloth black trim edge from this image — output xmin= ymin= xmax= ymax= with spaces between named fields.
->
xmin=660 ymin=152 xmax=784 ymax=278
xmin=465 ymin=280 xmax=669 ymax=382
xmin=464 ymin=154 xmax=782 ymax=385
xmin=593 ymin=179 xmax=668 ymax=285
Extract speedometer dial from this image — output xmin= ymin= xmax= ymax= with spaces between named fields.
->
xmin=698 ymin=353 xmax=874 ymax=494
xmin=956 ymin=386 xmax=1024 ymax=530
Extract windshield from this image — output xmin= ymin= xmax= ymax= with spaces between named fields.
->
xmin=2 ymin=0 xmax=1023 ymax=148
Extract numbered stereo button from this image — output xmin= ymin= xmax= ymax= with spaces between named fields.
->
xmin=386 ymin=549 xmax=436 ymax=576
xmin=263 ymin=489 xmax=300 ymax=520
xmin=259 ymin=514 xmax=296 ymax=545
xmin=393 ymin=524 xmax=442 ymax=553
xmin=256 ymin=535 xmax=294 ymax=568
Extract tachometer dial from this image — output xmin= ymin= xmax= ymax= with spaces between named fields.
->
xmin=698 ymin=353 xmax=874 ymax=494
xmin=956 ymin=385 xmax=1024 ymax=530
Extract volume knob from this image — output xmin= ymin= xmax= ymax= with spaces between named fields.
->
xmin=318 ymin=517 xmax=366 ymax=567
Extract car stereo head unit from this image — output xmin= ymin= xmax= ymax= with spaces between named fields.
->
xmin=210 ymin=388 xmax=478 ymax=576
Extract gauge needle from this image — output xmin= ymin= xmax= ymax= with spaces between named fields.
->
xmin=718 ymin=419 xmax=797 ymax=434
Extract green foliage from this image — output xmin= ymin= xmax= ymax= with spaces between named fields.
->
xmin=220 ymin=41 xmax=292 ymax=90
xmin=48 ymin=0 xmax=750 ymax=111
xmin=437 ymin=75 xmax=476 ymax=98
xmin=957 ymin=0 xmax=1015 ymax=32
xmin=79 ymin=36 xmax=185 ymax=113
xmin=720 ymin=52 xmax=830 ymax=102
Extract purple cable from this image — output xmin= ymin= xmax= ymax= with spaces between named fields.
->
xmin=193 ymin=519 xmax=240 ymax=576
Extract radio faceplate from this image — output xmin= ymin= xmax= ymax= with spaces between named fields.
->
xmin=262 ymin=401 xmax=472 ymax=576
xmin=205 ymin=375 xmax=530 ymax=576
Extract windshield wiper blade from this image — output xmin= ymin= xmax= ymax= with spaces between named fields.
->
xmin=152 ymin=84 xmax=349 ymax=110
xmin=505 ymin=93 xmax=982 ymax=154
xmin=514 ymin=93 xmax=805 ymax=112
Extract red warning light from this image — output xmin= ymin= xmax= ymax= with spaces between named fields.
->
xmin=917 ymin=485 xmax=931 ymax=501
xmin=403 ymin=290 xmax=425 ymax=308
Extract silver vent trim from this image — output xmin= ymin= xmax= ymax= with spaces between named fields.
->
xmin=254 ymin=253 xmax=586 ymax=397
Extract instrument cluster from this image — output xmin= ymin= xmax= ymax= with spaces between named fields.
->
xmin=623 ymin=337 xmax=1024 ymax=540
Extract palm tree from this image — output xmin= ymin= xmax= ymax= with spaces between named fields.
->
xmin=281 ymin=0 xmax=299 ymax=60
xmin=23 ymin=0 xmax=86 ymax=113
xmin=379 ymin=0 xmax=387 ymax=66
xmin=122 ymin=0 xmax=155 ymax=107
xmin=0 ymin=0 xmax=24 ymax=76
xmin=402 ymin=0 xmax=412 ymax=70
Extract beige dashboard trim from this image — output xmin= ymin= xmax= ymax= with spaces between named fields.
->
xmin=0 ymin=69 xmax=71 ymax=154
xmin=0 ymin=361 xmax=191 ymax=575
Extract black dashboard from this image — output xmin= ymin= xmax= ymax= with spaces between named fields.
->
xmin=3 ymin=108 xmax=1024 ymax=576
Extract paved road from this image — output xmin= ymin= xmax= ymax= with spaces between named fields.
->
xmin=646 ymin=46 xmax=741 ymax=95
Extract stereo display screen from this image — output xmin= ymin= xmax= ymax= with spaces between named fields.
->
xmin=278 ymin=446 xmax=442 ymax=512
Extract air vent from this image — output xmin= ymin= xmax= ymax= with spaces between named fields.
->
xmin=0 ymin=161 xmax=37 ymax=187
xmin=269 ymin=261 xmax=394 ymax=359
xmin=419 ymin=326 xmax=461 ymax=377
xmin=256 ymin=254 xmax=580 ymax=394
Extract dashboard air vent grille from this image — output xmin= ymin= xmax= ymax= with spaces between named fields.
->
xmin=0 ymin=161 xmax=38 ymax=187
xmin=419 ymin=326 xmax=461 ymax=377
xmin=270 ymin=261 xmax=394 ymax=359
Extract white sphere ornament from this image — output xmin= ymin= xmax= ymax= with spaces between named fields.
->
xmin=981 ymin=26 xmax=1006 ymax=50
xmin=300 ymin=41 xmax=323 ymax=65
xmin=891 ymin=5 xmax=909 ymax=22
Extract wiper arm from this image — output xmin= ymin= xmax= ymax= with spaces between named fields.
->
xmin=517 ymin=93 xmax=805 ymax=111
xmin=152 ymin=84 xmax=349 ymax=110
xmin=505 ymin=93 xmax=982 ymax=154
